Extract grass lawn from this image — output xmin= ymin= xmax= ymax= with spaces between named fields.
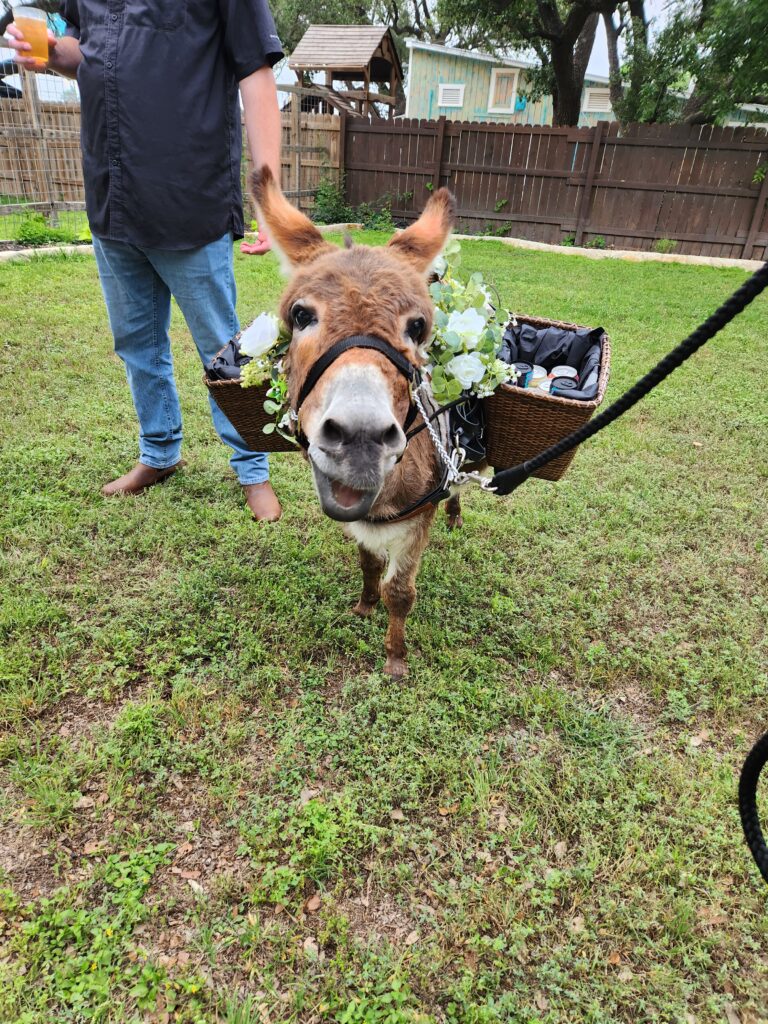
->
xmin=1 ymin=239 xmax=767 ymax=1024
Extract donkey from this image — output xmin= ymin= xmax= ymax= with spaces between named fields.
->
xmin=252 ymin=167 xmax=461 ymax=678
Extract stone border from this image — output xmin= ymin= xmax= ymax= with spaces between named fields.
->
xmin=451 ymin=233 xmax=763 ymax=272
xmin=0 ymin=229 xmax=760 ymax=272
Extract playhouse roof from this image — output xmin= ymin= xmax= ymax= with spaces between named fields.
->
xmin=289 ymin=24 xmax=402 ymax=79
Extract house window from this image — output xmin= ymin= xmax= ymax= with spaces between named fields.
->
xmin=438 ymin=83 xmax=465 ymax=108
xmin=583 ymin=88 xmax=612 ymax=114
xmin=488 ymin=68 xmax=519 ymax=114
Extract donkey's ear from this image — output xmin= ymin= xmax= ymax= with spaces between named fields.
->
xmin=387 ymin=188 xmax=456 ymax=273
xmin=250 ymin=166 xmax=332 ymax=269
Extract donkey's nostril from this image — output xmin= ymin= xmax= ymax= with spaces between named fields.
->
xmin=381 ymin=424 xmax=402 ymax=449
xmin=319 ymin=417 xmax=347 ymax=448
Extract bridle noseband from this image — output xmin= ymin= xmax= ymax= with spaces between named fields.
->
xmin=290 ymin=333 xmax=454 ymax=524
xmin=292 ymin=334 xmax=421 ymax=450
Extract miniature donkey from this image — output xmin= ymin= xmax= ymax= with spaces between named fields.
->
xmin=252 ymin=167 xmax=461 ymax=677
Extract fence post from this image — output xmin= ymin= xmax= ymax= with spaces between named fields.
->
xmin=20 ymin=67 xmax=58 ymax=224
xmin=574 ymin=120 xmax=605 ymax=246
xmin=433 ymin=115 xmax=446 ymax=189
xmin=290 ymin=97 xmax=301 ymax=202
xmin=741 ymin=171 xmax=768 ymax=260
xmin=338 ymin=110 xmax=347 ymax=187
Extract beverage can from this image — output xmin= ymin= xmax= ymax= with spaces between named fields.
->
xmin=513 ymin=362 xmax=533 ymax=388
xmin=529 ymin=364 xmax=547 ymax=388
xmin=538 ymin=379 xmax=552 ymax=394
xmin=550 ymin=365 xmax=579 ymax=381
xmin=550 ymin=376 xmax=579 ymax=397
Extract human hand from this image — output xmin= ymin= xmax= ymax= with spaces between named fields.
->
xmin=5 ymin=21 xmax=57 ymax=72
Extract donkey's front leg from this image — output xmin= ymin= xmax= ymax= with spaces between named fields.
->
xmin=353 ymin=545 xmax=385 ymax=617
xmin=380 ymin=514 xmax=434 ymax=678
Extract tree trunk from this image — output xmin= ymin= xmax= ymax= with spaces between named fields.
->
xmin=550 ymin=13 xmax=599 ymax=127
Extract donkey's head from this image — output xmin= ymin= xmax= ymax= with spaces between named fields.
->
xmin=252 ymin=167 xmax=455 ymax=521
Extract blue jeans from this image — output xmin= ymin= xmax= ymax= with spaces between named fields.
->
xmin=92 ymin=233 xmax=268 ymax=484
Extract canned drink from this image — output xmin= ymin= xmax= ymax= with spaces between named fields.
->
xmin=550 ymin=365 xmax=579 ymax=381
xmin=529 ymin=364 xmax=547 ymax=388
xmin=513 ymin=361 xmax=533 ymax=388
xmin=538 ymin=379 xmax=552 ymax=394
xmin=550 ymin=376 xmax=579 ymax=397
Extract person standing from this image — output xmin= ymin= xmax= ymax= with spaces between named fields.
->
xmin=9 ymin=1 xmax=284 ymax=521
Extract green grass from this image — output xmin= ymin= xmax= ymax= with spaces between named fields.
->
xmin=0 ymin=239 xmax=767 ymax=1023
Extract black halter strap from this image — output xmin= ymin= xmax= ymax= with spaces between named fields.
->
xmin=296 ymin=335 xmax=417 ymax=414
xmin=294 ymin=334 xmax=421 ymax=450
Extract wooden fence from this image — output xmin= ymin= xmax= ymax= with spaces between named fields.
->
xmin=342 ymin=116 xmax=768 ymax=260
xmin=0 ymin=77 xmax=340 ymax=238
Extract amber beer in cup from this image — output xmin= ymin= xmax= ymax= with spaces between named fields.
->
xmin=14 ymin=7 xmax=49 ymax=67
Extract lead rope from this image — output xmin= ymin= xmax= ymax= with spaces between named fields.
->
xmin=411 ymin=383 xmax=496 ymax=491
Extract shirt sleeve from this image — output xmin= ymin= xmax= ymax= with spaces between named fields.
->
xmin=59 ymin=0 xmax=80 ymax=38
xmin=218 ymin=0 xmax=284 ymax=81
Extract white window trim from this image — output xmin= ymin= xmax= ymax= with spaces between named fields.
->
xmin=437 ymin=83 xmax=465 ymax=108
xmin=583 ymin=87 xmax=612 ymax=114
xmin=488 ymin=67 xmax=519 ymax=114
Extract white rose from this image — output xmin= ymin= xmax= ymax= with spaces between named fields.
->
xmin=446 ymin=307 xmax=487 ymax=350
xmin=239 ymin=312 xmax=280 ymax=358
xmin=446 ymin=352 xmax=486 ymax=390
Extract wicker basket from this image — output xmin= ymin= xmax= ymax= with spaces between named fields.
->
xmin=204 ymin=375 xmax=298 ymax=453
xmin=482 ymin=315 xmax=611 ymax=481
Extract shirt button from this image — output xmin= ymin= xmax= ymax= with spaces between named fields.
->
xmin=111 ymin=13 xmax=118 ymax=20
xmin=106 ymin=60 xmax=113 ymax=68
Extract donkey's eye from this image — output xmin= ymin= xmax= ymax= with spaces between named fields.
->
xmin=292 ymin=304 xmax=316 ymax=331
xmin=406 ymin=317 xmax=426 ymax=342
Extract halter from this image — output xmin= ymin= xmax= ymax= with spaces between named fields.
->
xmin=292 ymin=334 xmax=421 ymax=451
xmin=290 ymin=333 xmax=454 ymax=523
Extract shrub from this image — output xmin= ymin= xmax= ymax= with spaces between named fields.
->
xmin=585 ymin=235 xmax=607 ymax=250
xmin=356 ymin=198 xmax=395 ymax=231
xmin=312 ymin=175 xmax=353 ymax=225
xmin=653 ymin=237 xmax=677 ymax=254
xmin=14 ymin=213 xmax=75 ymax=247
xmin=561 ymin=233 xmax=576 ymax=246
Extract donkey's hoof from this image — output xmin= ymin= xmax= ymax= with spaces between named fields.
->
xmin=446 ymin=513 xmax=463 ymax=531
xmin=384 ymin=656 xmax=408 ymax=679
xmin=352 ymin=600 xmax=377 ymax=617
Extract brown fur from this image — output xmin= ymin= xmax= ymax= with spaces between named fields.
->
xmin=252 ymin=168 xmax=457 ymax=676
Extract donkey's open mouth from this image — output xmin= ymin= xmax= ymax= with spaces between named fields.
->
xmin=309 ymin=458 xmax=382 ymax=522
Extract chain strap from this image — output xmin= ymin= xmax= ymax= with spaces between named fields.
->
xmin=411 ymin=384 xmax=497 ymax=492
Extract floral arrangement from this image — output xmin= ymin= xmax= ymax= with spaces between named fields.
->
xmin=238 ymin=313 xmax=295 ymax=439
xmin=427 ymin=239 xmax=514 ymax=404
xmin=237 ymin=241 xmax=512 ymax=435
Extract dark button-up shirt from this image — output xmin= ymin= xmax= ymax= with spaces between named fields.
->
xmin=61 ymin=1 xmax=283 ymax=249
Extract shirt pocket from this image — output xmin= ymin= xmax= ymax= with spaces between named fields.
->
xmin=125 ymin=1 xmax=187 ymax=31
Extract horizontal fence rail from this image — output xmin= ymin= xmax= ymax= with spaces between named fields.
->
xmin=342 ymin=116 xmax=768 ymax=260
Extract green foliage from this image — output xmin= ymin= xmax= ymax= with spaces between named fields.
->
xmin=616 ymin=0 xmax=768 ymax=125
xmin=653 ymin=238 xmax=677 ymax=254
xmin=13 ymin=213 xmax=75 ymax=247
xmin=356 ymin=197 xmax=395 ymax=232
xmin=312 ymin=174 xmax=354 ymax=225
xmin=753 ymin=164 xmax=766 ymax=185
xmin=0 ymin=845 xmax=177 ymax=1020
xmin=585 ymin=234 xmax=607 ymax=249
xmin=493 ymin=198 xmax=509 ymax=213
xmin=561 ymin=233 xmax=576 ymax=247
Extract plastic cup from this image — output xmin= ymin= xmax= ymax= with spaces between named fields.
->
xmin=14 ymin=7 xmax=49 ymax=67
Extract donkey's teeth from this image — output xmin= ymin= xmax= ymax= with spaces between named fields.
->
xmin=331 ymin=481 xmax=367 ymax=508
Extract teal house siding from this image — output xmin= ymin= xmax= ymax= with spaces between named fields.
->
xmin=405 ymin=41 xmax=616 ymax=127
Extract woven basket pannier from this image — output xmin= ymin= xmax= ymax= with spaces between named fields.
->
xmin=482 ymin=314 xmax=611 ymax=481
xmin=204 ymin=374 xmax=297 ymax=453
